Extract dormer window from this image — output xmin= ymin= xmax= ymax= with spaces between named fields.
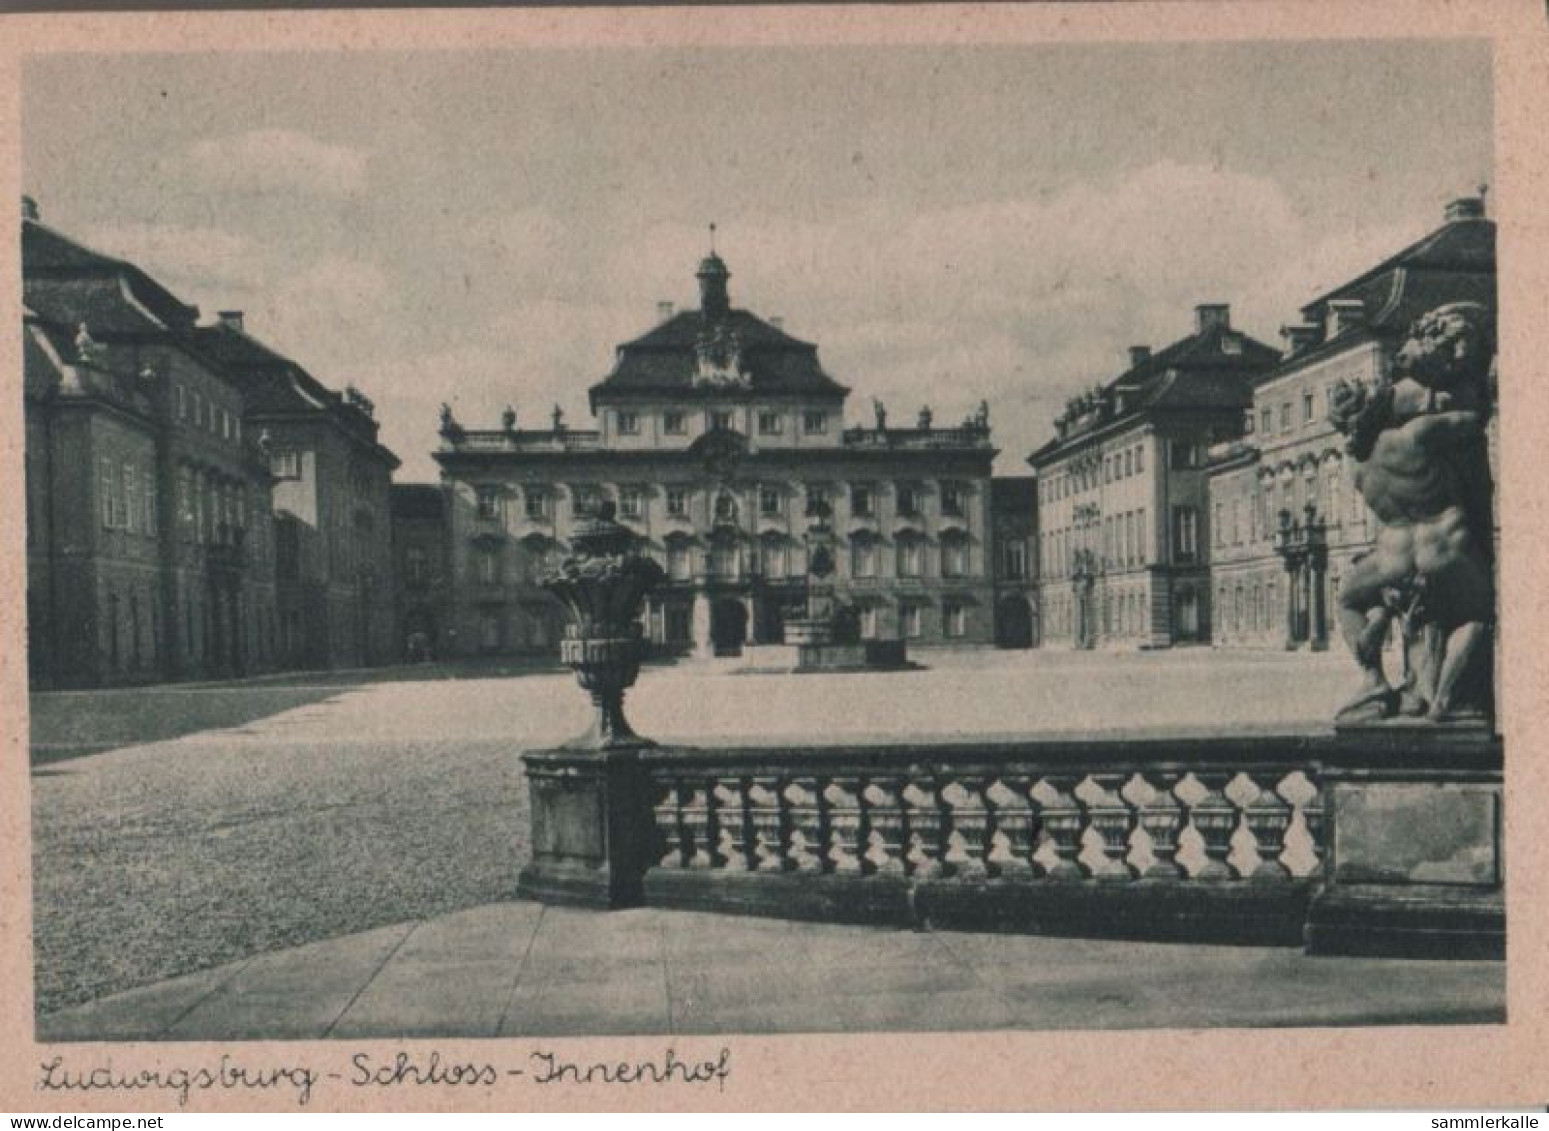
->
xmin=664 ymin=411 xmax=687 ymax=435
xmin=803 ymin=410 xmax=827 ymax=435
xmin=617 ymin=410 xmax=640 ymax=435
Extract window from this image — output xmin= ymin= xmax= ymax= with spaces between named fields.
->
xmin=1231 ymin=498 xmax=1242 ymax=544
xmin=620 ymin=486 xmax=644 ymax=520
xmin=1123 ymin=451 xmax=1134 ymax=478
xmin=758 ymin=411 xmax=782 ymax=435
xmin=1214 ymin=501 xmax=1224 ymax=547
xmin=807 ymin=485 xmax=830 ymax=514
xmin=666 ymin=488 xmax=688 ymax=518
xmin=897 ymin=485 xmax=920 ymax=517
xmin=897 ymin=537 xmax=923 ymax=579
xmin=143 ymin=463 xmax=158 ymax=536
xmin=477 ymin=548 xmax=499 ymax=585
xmin=713 ymin=492 xmax=738 ymax=523
xmin=1260 ymin=407 xmax=1273 ymax=435
xmin=190 ymin=391 xmax=202 ymax=430
xmin=860 ymin=606 xmax=878 ymax=640
xmin=901 ymin=604 xmax=923 ymax=639
xmin=99 ymin=458 xmax=115 ymax=529
xmin=663 ymin=411 xmax=687 ymax=435
xmin=476 ymin=486 xmax=502 ymax=520
xmin=711 ymin=410 xmax=735 ymax=432
xmin=941 ymin=536 xmax=968 ymax=578
xmin=941 ymin=483 xmax=964 ymax=517
xmin=1135 ymin=445 xmax=1144 ymax=474
xmin=760 ymin=486 xmax=781 ymax=517
xmin=668 ymin=541 xmax=692 ymax=581
xmin=944 ymin=602 xmax=967 ymax=638
xmin=851 ymin=538 xmax=876 ymax=579
xmin=1136 ymin=508 xmax=1147 ymax=564
xmin=270 ymin=448 xmax=301 ymax=480
xmin=803 ymin=410 xmax=827 ymax=435
xmin=524 ymin=488 xmax=548 ymax=521
xmin=123 ymin=463 xmax=138 ymax=534
xmin=1303 ymin=391 xmax=1315 ymax=424
xmin=1003 ymin=540 xmax=1027 ymax=580
xmin=1173 ymin=506 xmax=1199 ymax=563
xmin=617 ymin=410 xmax=639 ymax=435
xmin=761 ymin=538 xmax=787 ymax=579
xmin=1170 ymin=441 xmax=1204 ymax=470
xmin=852 ymin=484 xmax=874 ymax=518
xmin=1280 ymin=402 xmax=1292 ymax=432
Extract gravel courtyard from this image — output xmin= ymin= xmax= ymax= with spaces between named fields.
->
xmin=30 ymin=648 xmax=1350 ymax=1014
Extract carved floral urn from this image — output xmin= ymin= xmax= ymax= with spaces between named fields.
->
xmin=543 ymin=501 xmax=665 ymax=749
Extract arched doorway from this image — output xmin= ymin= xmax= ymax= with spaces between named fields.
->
xmin=710 ymin=598 xmax=748 ymax=656
xmin=995 ymin=596 xmax=1033 ymax=648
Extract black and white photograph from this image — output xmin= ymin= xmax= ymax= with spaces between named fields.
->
xmin=5 ymin=5 xmax=1539 ymax=1108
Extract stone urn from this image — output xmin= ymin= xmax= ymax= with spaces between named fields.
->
xmin=543 ymin=501 xmax=665 ymax=749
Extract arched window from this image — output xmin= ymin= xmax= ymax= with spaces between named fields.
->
xmin=940 ymin=533 xmax=969 ymax=579
xmin=850 ymin=534 xmax=877 ymax=579
xmin=761 ymin=536 xmax=788 ymax=579
xmin=896 ymin=534 xmax=924 ymax=579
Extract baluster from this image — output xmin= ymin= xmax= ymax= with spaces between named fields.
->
xmin=985 ymin=778 xmax=1038 ymax=879
xmin=943 ymin=778 xmax=990 ymax=880
xmin=747 ymin=778 xmax=787 ymax=872
xmin=1085 ymin=771 xmax=1138 ymax=881
xmin=1038 ymin=774 xmax=1086 ymax=881
xmin=783 ymin=777 xmax=824 ymax=873
xmin=1243 ymin=772 xmax=1293 ymax=880
xmin=653 ymin=781 xmax=687 ymax=868
xmin=862 ymin=778 xmax=907 ymax=876
xmin=903 ymin=780 xmax=947 ymax=878
xmin=681 ymin=782 xmax=720 ymax=869
xmin=824 ymin=778 xmax=864 ymax=874
xmin=1302 ymin=777 xmax=1327 ymax=875
xmin=713 ymin=778 xmax=753 ymax=872
xmin=1138 ymin=771 xmax=1185 ymax=879
xmin=1186 ymin=771 xmax=1238 ymax=880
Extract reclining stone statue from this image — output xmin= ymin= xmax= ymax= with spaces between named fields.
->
xmin=1328 ymin=301 xmax=1496 ymax=724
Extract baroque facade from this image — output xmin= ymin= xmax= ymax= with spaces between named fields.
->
xmin=434 ymin=250 xmax=999 ymax=657
xmin=23 ymin=200 xmax=281 ymax=688
xmin=1028 ymin=305 xmax=1281 ymax=649
xmin=193 ymin=316 xmax=400 ymax=670
xmin=1207 ymin=195 xmax=1496 ymax=650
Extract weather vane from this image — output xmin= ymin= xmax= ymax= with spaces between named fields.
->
xmin=709 ymin=221 xmax=717 ymax=253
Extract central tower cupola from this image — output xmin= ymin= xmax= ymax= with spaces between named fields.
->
xmin=696 ymin=223 xmax=731 ymax=319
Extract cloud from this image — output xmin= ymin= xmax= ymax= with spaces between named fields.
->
xmin=179 ymin=129 xmax=368 ymax=198
xmin=80 ymin=222 xmax=255 ymax=293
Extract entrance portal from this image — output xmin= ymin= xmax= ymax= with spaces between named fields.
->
xmin=709 ymin=598 xmax=748 ymax=657
xmin=995 ymin=596 xmax=1034 ymax=648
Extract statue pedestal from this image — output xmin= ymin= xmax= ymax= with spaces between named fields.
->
xmin=516 ymin=746 xmax=655 ymax=909
xmin=1305 ymin=725 xmax=1503 ymax=958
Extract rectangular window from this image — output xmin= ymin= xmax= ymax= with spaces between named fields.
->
xmin=405 ymin=546 xmax=427 ymax=586
xmin=99 ymin=457 xmax=115 ymax=529
xmin=477 ymin=548 xmax=499 ymax=585
xmin=270 ymin=449 xmax=301 ymax=480
xmin=807 ymin=485 xmax=830 ymax=515
xmin=1137 ymin=508 xmax=1147 ymax=563
xmin=1003 ymin=540 xmax=1027 ymax=580
xmin=668 ymin=542 xmax=692 ymax=581
xmin=175 ymin=384 xmax=187 ymax=421
xmin=1303 ymin=391 xmax=1315 ymax=424
xmin=860 ymin=606 xmax=878 ymax=640
xmin=761 ymin=539 xmax=787 ymax=579
xmin=123 ymin=463 xmax=138 ymax=534
xmin=617 ymin=410 xmax=639 ymax=435
xmin=666 ymin=488 xmax=688 ymax=518
xmin=144 ymin=463 xmax=158 ymax=536
xmin=1260 ymin=408 xmax=1273 ymax=435
xmin=524 ymin=488 xmax=548 ymax=521
xmin=1173 ymin=506 xmax=1199 ymax=563
xmin=663 ymin=411 xmax=687 ymax=435
xmin=620 ymin=486 xmax=643 ymax=519
xmin=944 ymin=602 xmax=966 ymax=639
xmin=803 ymin=410 xmax=827 ymax=435
xmin=852 ymin=539 xmax=876 ymax=579
xmin=897 ymin=539 xmax=922 ymax=579
xmin=759 ymin=486 xmax=781 ymax=517
xmin=711 ymin=410 xmax=735 ymax=432
xmin=758 ymin=411 xmax=782 ymax=435
xmin=901 ymin=604 xmax=923 ymax=639
xmin=897 ymin=485 xmax=920 ymax=517
xmin=852 ymin=484 xmax=874 ymax=518
xmin=941 ymin=483 xmax=964 ymax=517
xmin=476 ymin=486 xmax=502 ymax=521
xmin=1135 ymin=445 xmax=1144 ymax=474
xmin=1214 ymin=501 xmax=1224 ymax=547
xmin=1280 ymin=403 xmax=1292 ymax=432
xmin=941 ymin=538 xmax=968 ymax=578
xmin=190 ymin=391 xmax=202 ymax=430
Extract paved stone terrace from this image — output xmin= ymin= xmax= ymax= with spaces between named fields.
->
xmin=38 ymin=902 xmax=1505 ymax=1040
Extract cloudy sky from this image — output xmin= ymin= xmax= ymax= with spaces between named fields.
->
xmin=23 ymin=42 xmax=1491 ymax=479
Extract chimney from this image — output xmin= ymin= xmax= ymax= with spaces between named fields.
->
xmin=1444 ymin=195 xmax=1486 ymax=222
xmin=1128 ymin=345 xmax=1151 ymax=369
xmin=1326 ymin=299 xmax=1366 ymax=339
xmin=1195 ymin=304 xmax=1231 ymax=334
xmin=218 ymin=310 xmax=245 ymax=333
xmin=656 ymin=301 xmax=674 ymax=323
xmin=770 ymin=316 xmax=785 ymax=331
xmin=20 ymin=195 xmax=39 ymax=223
xmin=1281 ymin=323 xmax=1320 ymax=355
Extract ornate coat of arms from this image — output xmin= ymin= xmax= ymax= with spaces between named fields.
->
xmin=693 ymin=323 xmax=751 ymax=389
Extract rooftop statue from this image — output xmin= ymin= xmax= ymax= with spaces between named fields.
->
xmin=1329 ymin=301 xmax=1496 ymax=724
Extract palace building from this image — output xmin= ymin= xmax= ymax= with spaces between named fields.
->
xmin=1028 ymin=305 xmax=1281 ymax=649
xmin=1206 ymin=194 xmax=1496 ymax=650
xmin=433 ymin=248 xmax=999 ymax=658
